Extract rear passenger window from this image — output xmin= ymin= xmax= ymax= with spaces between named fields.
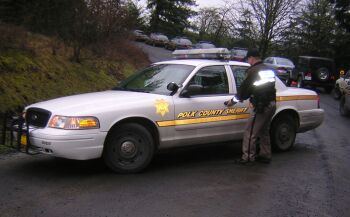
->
xmin=230 ymin=66 xmax=248 ymax=91
xmin=188 ymin=66 xmax=229 ymax=95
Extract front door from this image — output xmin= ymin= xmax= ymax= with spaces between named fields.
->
xmin=173 ymin=65 xmax=250 ymax=146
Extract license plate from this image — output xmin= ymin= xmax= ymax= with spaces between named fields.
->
xmin=20 ymin=134 xmax=27 ymax=146
xmin=305 ymin=75 xmax=312 ymax=80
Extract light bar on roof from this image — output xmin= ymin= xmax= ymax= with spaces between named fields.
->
xmin=172 ymin=48 xmax=231 ymax=60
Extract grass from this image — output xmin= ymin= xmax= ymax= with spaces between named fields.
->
xmin=0 ymin=24 xmax=150 ymax=150
xmin=0 ymin=23 xmax=150 ymax=114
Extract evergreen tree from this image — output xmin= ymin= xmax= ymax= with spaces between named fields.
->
xmin=329 ymin=0 xmax=350 ymax=32
xmin=147 ymin=0 xmax=196 ymax=36
xmin=297 ymin=0 xmax=336 ymax=57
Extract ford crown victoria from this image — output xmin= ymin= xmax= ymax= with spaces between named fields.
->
xmin=17 ymin=49 xmax=324 ymax=173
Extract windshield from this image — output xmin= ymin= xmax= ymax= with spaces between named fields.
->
xmin=115 ymin=64 xmax=195 ymax=95
xmin=200 ymin=43 xmax=216 ymax=48
xmin=231 ymin=49 xmax=247 ymax=57
xmin=179 ymin=39 xmax=192 ymax=45
xmin=276 ymin=58 xmax=294 ymax=66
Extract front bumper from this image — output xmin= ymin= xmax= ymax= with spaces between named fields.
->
xmin=20 ymin=127 xmax=107 ymax=160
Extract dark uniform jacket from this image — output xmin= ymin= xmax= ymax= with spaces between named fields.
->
xmin=237 ymin=61 xmax=276 ymax=112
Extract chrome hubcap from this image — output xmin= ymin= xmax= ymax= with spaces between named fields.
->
xmin=279 ymin=127 xmax=290 ymax=143
xmin=120 ymin=141 xmax=137 ymax=158
xmin=319 ymin=71 xmax=328 ymax=80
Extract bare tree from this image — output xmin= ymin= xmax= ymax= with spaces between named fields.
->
xmin=231 ymin=0 xmax=302 ymax=57
xmin=193 ymin=5 xmax=231 ymax=44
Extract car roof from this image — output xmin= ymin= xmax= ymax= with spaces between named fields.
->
xmin=155 ymin=59 xmax=250 ymax=67
xmin=299 ymin=56 xmax=334 ymax=61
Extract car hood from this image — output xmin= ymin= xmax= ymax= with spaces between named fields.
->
xmin=26 ymin=90 xmax=164 ymax=115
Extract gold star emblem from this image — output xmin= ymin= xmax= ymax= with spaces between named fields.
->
xmin=155 ymin=99 xmax=169 ymax=117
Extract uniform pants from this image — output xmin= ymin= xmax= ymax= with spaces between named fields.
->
xmin=241 ymin=101 xmax=276 ymax=161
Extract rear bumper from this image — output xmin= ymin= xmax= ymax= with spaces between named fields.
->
xmin=303 ymin=80 xmax=335 ymax=87
xmin=297 ymin=109 xmax=324 ymax=133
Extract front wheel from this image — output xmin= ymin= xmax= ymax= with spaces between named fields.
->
xmin=270 ymin=115 xmax=297 ymax=152
xmin=103 ymin=123 xmax=155 ymax=173
xmin=333 ymin=86 xmax=342 ymax=100
xmin=340 ymin=96 xmax=350 ymax=117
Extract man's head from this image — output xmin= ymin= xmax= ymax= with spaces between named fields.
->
xmin=244 ymin=48 xmax=261 ymax=65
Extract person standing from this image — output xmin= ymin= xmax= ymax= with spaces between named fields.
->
xmin=225 ymin=48 xmax=276 ymax=164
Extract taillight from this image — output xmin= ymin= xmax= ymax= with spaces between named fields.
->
xmin=305 ymin=72 xmax=312 ymax=77
xmin=330 ymin=75 xmax=335 ymax=80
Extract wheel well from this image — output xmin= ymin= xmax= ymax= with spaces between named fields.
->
xmin=105 ymin=117 xmax=160 ymax=149
xmin=271 ymin=109 xmax=300 ymax=130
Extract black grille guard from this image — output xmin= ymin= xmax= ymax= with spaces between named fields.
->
xmin=10 ymin=115 xmax=40 ymax=155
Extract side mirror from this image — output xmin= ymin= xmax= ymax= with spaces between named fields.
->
xmin=167 ymin=82 xmax=179 ymax=94
xmin=181 ymin=84 xmax=203 ymax=97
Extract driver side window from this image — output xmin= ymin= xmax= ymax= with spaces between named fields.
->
xmin=230 ymin=66 xmax=248 ymax=92
xmin=188 ymin=65 xmax=229 ymax=95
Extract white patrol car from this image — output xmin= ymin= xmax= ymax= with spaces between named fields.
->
xmin=19 ymin=48 xmax=324 ymax=173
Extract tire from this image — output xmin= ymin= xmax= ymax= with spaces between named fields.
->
xmin=316 ymin=67 xmax=329 ymax=81
xmin=285 ymin=76 xmax=292 ymax=86
xmin=325 ymin=86 xmax=333 ymax=94
xmin=103 ymin=123 xmax=155 ymax=173
xmin=297 ymin=76 xmax=304 ymax=88
xmin=270 ymin=115 xmax=297 ymax=152
xmin=340 ymin=96 xmax=350 ymax=117
xmin=333 ymin=86 xmax=342 ymax=100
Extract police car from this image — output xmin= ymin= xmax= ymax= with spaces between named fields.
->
xmin=18 ymin=48 xmax=324 ymax=173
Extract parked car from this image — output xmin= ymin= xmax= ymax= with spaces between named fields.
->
xmin=165 ymin=37 xmax=193 ymax=50
xmin=340 ymin=89 xmax=350 ymax=116
xmin=333 ymin=69 xmax=350 ymax=99
xmin=291 ymin=56 xmax=337 ymax=93
xmin=194 ymin=41 xmax=216 ymax=49
xmin=263 ymin=57 xmax=295 ymax=85
xmin=146 ymin=33 xmax=169 ymax=47
xmin=15 ymin=48 xmax=324 ymax=173
xmin=230 ymin=47 xmax=248 ymax=62
xmin=132 ymin=30 xmax=149 ymax=42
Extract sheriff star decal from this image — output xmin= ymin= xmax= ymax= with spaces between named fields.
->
xmin=155 ymin=99 xmax=169 ymax=117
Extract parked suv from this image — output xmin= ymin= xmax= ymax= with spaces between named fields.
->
xmin=291 ymin=56 xmax=337 ymax=93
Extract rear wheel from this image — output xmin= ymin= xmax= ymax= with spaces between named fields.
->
xmin=325 ymin=86 xmax=333 ymax=94
xmin=340 ymin=96 xmax=350 ymax=117
xmin=103 ymin=123 xmax=155 ymax=173
xmin=271 ymin=115 xmax=297 ymax=152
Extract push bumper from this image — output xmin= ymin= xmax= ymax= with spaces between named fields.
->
xmin=12 ymin=120 xmax=107 ymax=160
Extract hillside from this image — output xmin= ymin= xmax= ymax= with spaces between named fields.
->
xmin=0 ymin=24 xmax=150 ymax=113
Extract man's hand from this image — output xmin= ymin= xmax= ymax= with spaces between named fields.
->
xmin=224 ymin=96 xmax=240 ymax=106
xmin=224 ymin=99 xmax=234 ymax=106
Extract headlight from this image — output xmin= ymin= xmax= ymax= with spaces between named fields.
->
xmin=48 ymin=116 xmax=100 ymax=130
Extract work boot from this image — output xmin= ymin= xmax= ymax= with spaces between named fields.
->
xmin=234 ymin=158 xmax=254 ymax=165
xmin=255 ymin=156 xmax=271 ymax=164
